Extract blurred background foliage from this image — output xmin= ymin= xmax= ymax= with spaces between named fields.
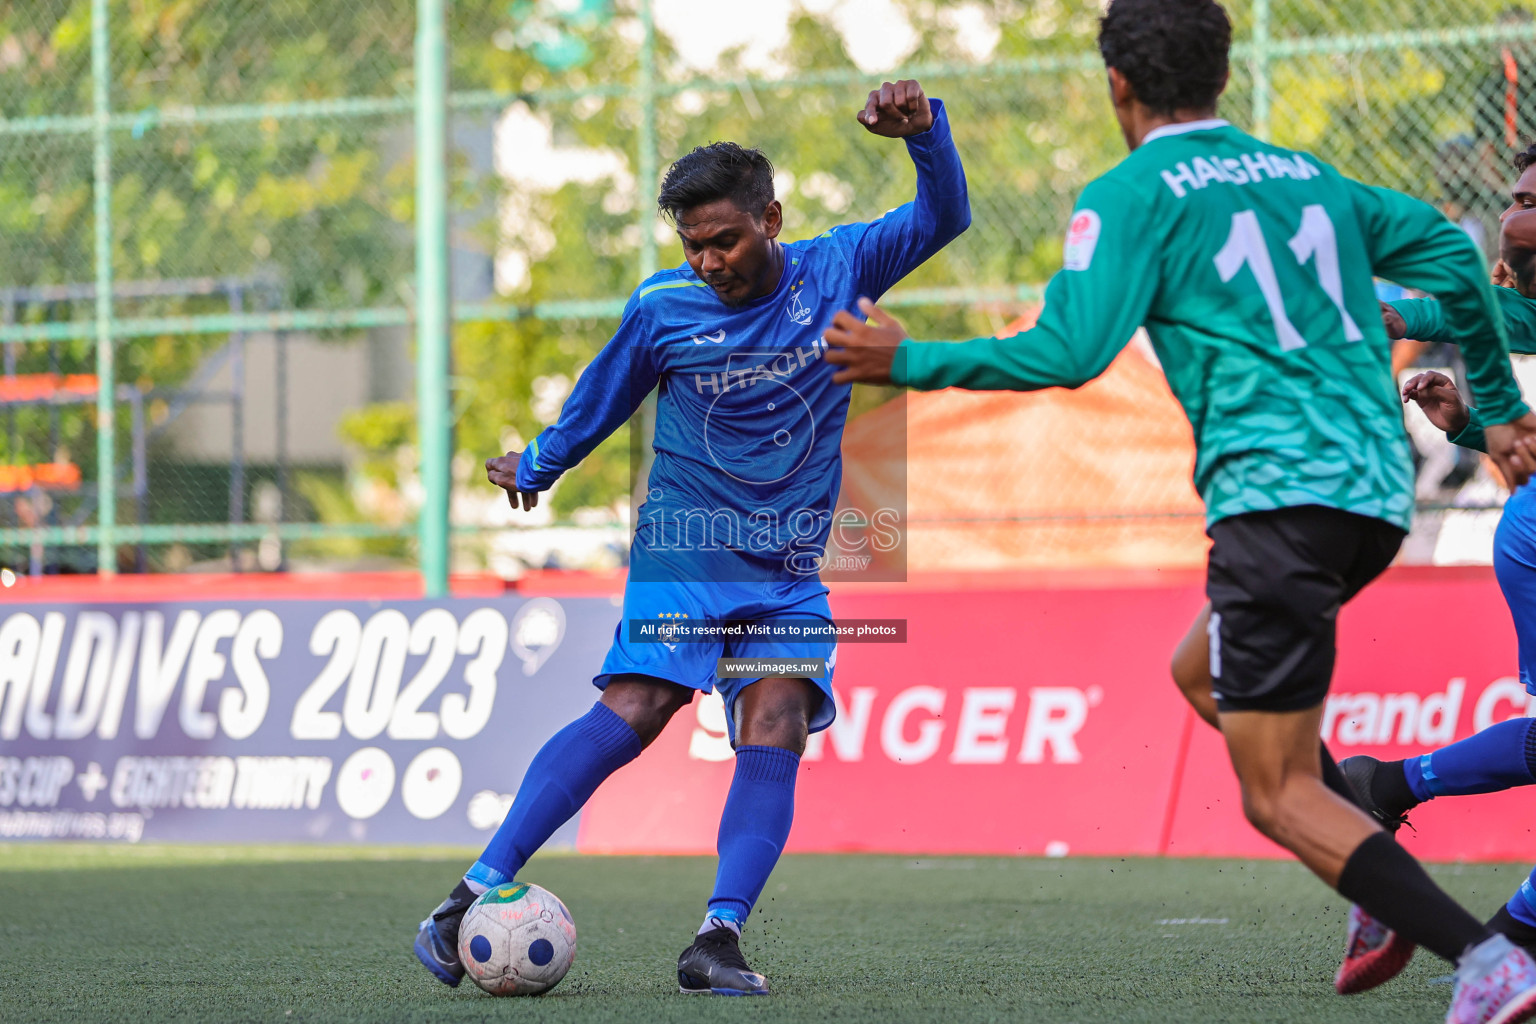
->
xmin=0 ymin=0 xmax=1531 ymax=568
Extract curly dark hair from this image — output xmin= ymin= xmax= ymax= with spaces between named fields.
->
xmin=1515 ymin=139 xmax=1536 ymax=174
xmin=657 ymin=142 xmax=775 ymax=222
xmin=1098 ymin=0 xmax=1232 ymax=116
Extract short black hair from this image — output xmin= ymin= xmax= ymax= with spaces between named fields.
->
xmin=657 ymin=142 xmax=775 ymax=222
xmin=1098 ymin=0 xmax=1232 ymax=116
xmin=1515 ymin=139 xmax=1536 ymax=174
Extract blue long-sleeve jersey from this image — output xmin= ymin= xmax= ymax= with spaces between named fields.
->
xmin=517 ymin=100 xmax=969 ymax=577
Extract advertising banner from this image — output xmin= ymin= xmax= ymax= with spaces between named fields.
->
xmin=0 ymin=595 xmax=617 ymax=845
xmin=578 ymin=581 xmax=1208 ymax=856
xmin=4 ymin=567 xmax=1533 ymax=864
xmin=1163 ymin=568 xmax=1536 ymax=862
xmin=582 ymin=568 xmax=1536 ymax=862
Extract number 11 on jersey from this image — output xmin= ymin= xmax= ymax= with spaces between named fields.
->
xmin=1215 ymin=203 xmax=1364 ymax=353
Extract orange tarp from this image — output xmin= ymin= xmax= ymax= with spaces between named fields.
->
xmin=838 ymin=311 xmax=1210 ymax=571
xmin=0 ymin=463 xmax=83 ymax=493
xmin=0 ymin=374 xmax=97 ymax=403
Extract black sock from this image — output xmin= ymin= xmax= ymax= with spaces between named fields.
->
xmin=1336 ymin=832 xmax=1491 ymax=962
xmin=1320 ymin=742 xmax=1363 ymax=807
xmin=1372 ymin=759 xmax=1422 ymax=818
xmin=1489 ymin=904 xmax=1536 ymax=954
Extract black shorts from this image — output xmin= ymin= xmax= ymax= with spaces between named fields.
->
xmin=1206 ymin=505 xmax=1405 ymax=714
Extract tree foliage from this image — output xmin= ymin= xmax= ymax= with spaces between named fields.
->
xmin=0 ymin=0 xmax=1526 ymax=533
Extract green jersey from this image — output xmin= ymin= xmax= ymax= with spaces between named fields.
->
xmin=894 ymin=120 xmax=1528 ymax=531
xmin=1390 ymin=287 xmax=1536 ymax=452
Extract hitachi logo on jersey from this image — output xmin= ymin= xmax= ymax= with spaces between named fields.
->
xmin=1159 ymin=151 xmax=1322 ymax=199
xmin=694 ymin=340 xmax=826 ymax=394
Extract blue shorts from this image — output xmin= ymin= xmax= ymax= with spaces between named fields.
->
xmin=595 ymin=536 xmax=838 ymax=743
xmin=1495 ymin=484 xmax=1536 ymax=695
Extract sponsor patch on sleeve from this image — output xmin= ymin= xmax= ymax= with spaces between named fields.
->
xmin=1062 ymin=209 xmax=1102 ymax=272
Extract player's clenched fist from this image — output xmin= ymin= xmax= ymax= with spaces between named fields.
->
xmin=486 ymin=451 xmax=539 ymax=510
xmin=822 ymin=297 xmax=908 ymax=385
xmin=857 ymin=80 xmax=933 ymax=138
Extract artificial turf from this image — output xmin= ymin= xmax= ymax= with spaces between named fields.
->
xmin=0 ymin=845 xmax=1528 ymax=1023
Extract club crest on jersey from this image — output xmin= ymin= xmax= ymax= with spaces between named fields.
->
xmin=657 ymin=611 xmax=686 ymax=650
xmin=691 ymin=330 xmax=726 ymax=345
xmin=786 ymin=287 xmax=813 ymax=326
xmin=1063 ymin=210 xmax=1101 ymax=271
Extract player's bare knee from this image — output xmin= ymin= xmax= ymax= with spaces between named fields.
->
xmin=1237 ymin=785 xmax=1279 ymax=836
xmin=1239 ymin=770 xmax=1319 ymax=845
xmin=1233 ymin=763 xmax=1294 ymax=835
xmin=739 ymin=713 xmax=810 ymax=754
xmin=1241 ymin=790 xmax=1309 ymax=848
xmin=601 ymin=677 xmax=693 ymax=745
xmin=738 ymin=699 xmax=811 ymax=753
xmin=737 ymin=678 xmax=816 ymax=753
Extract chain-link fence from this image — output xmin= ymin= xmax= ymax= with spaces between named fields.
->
xmin=1 ymin=0 xmax=1532 ymax=577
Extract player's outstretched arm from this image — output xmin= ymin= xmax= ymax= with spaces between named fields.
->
xmin=512 ymin=299 xmax=661 ymax=498
xmin=1380 ymin=298 xmax=1457 ymax=345
xmin=845 ymin=80 xmax=971 ymax=300
xmin=1379 ymin=213 xmax=1536 ymax=355
xmin=1382 ymin=295 xmax=1536 ymax=356
xmin=828 ymin=179 xmax=1155 ymax=392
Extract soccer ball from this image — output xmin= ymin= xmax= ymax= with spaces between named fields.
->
xmin=457 ymin=882 xmax=577 ymax=996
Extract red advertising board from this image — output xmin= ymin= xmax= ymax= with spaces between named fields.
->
xmin=1164 ymin=567 xmax=1535 ymax=861
xmin=580 ymin=567 xmax=1536 ymax=862
xmin=3 ymin=567 xmax=1529 ymax=860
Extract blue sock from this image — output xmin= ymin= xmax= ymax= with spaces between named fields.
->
xmin=1403 ymin=719 xmax=1536 ymax=802
xmin=466 ymin=702 xmax=642 ymax=889
xmin=1509 ymin=869 xmax=1536 ymax=929
xmin=704 ymin=745 xmax=800 ymax=932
